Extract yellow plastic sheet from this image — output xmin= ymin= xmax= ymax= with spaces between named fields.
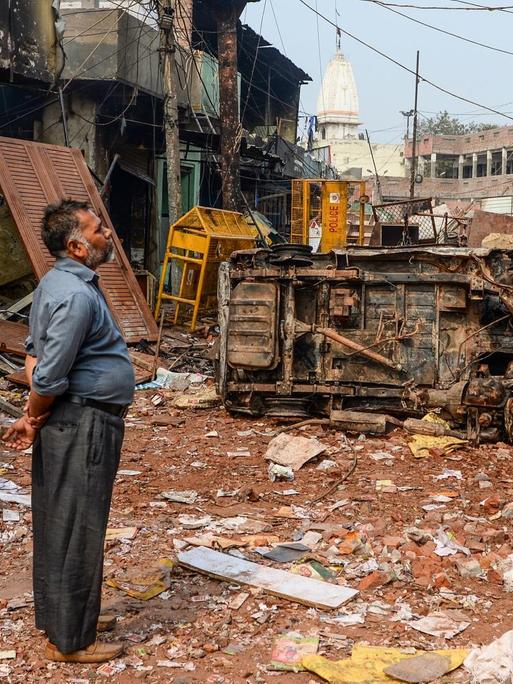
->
xmin=408 ymin=413 xmax=467 ymax=459
xmin=302 ymin=644 xmax=468 ymax=683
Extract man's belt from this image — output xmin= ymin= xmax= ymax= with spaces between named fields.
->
xmin=62 ymin=394 xmax=129 ymax=418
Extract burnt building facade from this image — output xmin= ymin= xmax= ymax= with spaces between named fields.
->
xmin=0 ymin=0 xmax=334 ymax=278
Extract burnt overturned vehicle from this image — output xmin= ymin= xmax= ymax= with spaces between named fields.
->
xmin=218 ymin=245 xmax=513 ymax=443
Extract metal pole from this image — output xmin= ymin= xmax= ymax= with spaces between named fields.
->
xmin=158 ymin=1 xmax=182 ymax=226
xmin=409 ymin=51 xmax=420 ymax=200
xmin=365 ymin=128 xmax=382 ymax=203
xmin=215 ymin=1 xmax=247 ymax=211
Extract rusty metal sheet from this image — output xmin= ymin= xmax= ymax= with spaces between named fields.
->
xmin=0 ymin=320 xmax=28 ymax=357
xmin=0 ymin=137 xmax=158 ymax=343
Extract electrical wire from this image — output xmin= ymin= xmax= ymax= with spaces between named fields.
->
xmin=241 ymin=0 xmax=268 ymax=121
xmin=297 ymin=0 xmax=513 ymax=124
xmin=0 ymin=2 xmax=155 ymax=132
xmin=360 ymin=0 xmax=513 ymax=9
xmin=366 ymin=0 xmax=513 ymax=57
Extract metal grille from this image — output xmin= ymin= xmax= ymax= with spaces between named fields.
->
xmin=372 ymin=198 xmax=437 ymax=243
xmin=290 ymin=179 xmax=322 ymax=244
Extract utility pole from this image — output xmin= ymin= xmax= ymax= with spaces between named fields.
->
xmin=409 ymin=50 xmax=420 ymax=200
xmin=365 ymin=129 xmax=382 ymax=203
xmin=401 ymin=109 xmax=414 ymax=140
xmin=212 ymin=0 xmax=259 ymax=211
xmin=158 ymin=1 xmax=182 ymax=226
xmin=212 ymin=0 xmax=246 ymax=211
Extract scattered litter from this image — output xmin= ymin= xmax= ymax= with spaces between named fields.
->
xmin=434 ymin=528 xmax=470 ymax=557
xmin=2 ymin=509 xmax=19 ymax=522
xmin=268 ymin=463 xmax=294 ymax=482
xmin=177 ymin=514 xmax=212 ymax=529
xmin=144 ymin=368 xmax=208 ymax=391
xmin=291 ymin=560 xmax=333 ymax=581
xmin=320 ymin=612 xmax=365 ymax=626
xmin=301 ymin=530 xmax=322 ymax=548
xmin=269 ymin=632 xmax=319 ymax=672
xmin=227 ymin=449 xmax=251 ymax=458
xmin=408 ymin=414 xmax=467 ymax=458
xmin=0 ymin=479 xmax=30 ymax=507
xmin=173 ymin=385 xmax=220 ymax=409
xmin=106 ymin=558 xmax=174 ymax=600
xmin=105 ymin=527 xmax=138 ymax=541
xmin=265 ymin=433 xmax=326 ymax=471
xmin=434 ymin=469 xmax=463 ymax=481
xmin=408 ymin=610 xmax=471 ymax=639
xmin=464 ymin=629 xmax=513 ymax=684
xmin=178 ymin=546 xmax=358 ymax=609
xmin=97 ymin=661 xmax=126 ymax=677
xmin=375 ymin=479 xmax=397 ymax=493
xmin=117 ymin=470 xmax=141 ymax=477
xmin=205 ymin=430 xmax=219 ymax=438
xmin=228 ymin=592 xmax=249 ymax=610
xmin=0 ymin=652 xmax=15 ymax=661
xmin=183 ymin=533 xmax=246 ymax=551
xmin=263 ymin=542 xmax=310 ymax=563
xmin=302 ymin=645 xmax=468 ymax=683
xmin=384 ymin=653 xmax=454 ymax=683
xmin=162 ymin=490 xmax=198 ymax=505
xmin=329 ymin=499 xmax=350 ymax=512
xmin=317 ymin=459 xmax=337 ymax=471
xmin=370 ymin=450 xmax=394 ymax=462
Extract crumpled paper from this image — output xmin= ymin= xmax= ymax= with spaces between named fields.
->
xmin=465 ymin=630 xmax=513 ymax=684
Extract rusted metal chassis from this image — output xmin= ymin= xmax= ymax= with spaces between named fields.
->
xmin=218 ymin=253 xmax=513 ymax=440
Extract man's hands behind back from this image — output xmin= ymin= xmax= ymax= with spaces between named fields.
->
xmin=2 ymin=416 xmax=38 ymax=450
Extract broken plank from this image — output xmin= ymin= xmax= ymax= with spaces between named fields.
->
xmin=0 ymin=291 xmax=33 ymax=321
xmin=0 ymin=397 xmax=23 ymax=418
xmin=178 ymin=546 xmax=358 ymax=609
xmin=5 ymin=369 xmax=28 ymax=387
xmin=0 ymin=320 xmax=28 ymax=357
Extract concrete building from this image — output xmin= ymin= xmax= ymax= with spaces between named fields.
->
xmin=313 ymin=45 xmax=405 ymax=179
xmin=376 ymin=127 xmax=513 ymax=213
xmin=403 ymin=127 xmax=513 ymax=211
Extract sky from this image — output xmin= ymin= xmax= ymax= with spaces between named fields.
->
xmin=243 ymin=0 xmax=513 ymax=143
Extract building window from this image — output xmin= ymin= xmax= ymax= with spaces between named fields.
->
xmin=491 ymin=151 xmax=503 ymax=176
xmin=476 ymin=153 xmax=487 ymax=177
xmin=321 ymin=127 xmax=326 ymax=141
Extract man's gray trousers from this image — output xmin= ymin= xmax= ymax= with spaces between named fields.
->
xmin=31 ymin=401 xmax=124 ymax=653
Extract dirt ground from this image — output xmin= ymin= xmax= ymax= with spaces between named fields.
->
xmin=1 ymin=382 xmax=513 ymax=682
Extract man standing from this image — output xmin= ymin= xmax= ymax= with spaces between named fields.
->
xmin=3 ymin=199 xmax=135 ymax=663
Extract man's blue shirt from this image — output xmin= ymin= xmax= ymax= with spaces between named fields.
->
xmin=26 ymin=257 xmax=135 ymax=405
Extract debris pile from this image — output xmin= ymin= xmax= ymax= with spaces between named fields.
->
xmin=2 ymin=376 xmax=513 ymax=681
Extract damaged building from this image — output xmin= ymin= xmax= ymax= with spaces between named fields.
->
xmin=0 ymin=0 xmax=334 ymax=294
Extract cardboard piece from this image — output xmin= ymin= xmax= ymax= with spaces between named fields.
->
xmin=270 ymin=632 xmax=319 ymax=672
xmin=384 ymin=653 xmax=451 ymax=682
xmin=178 ymin=546 xmax=358 ymax=609
xmin=264 ymin=433 xmax=326 ymax=471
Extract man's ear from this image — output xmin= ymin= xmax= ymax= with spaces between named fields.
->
xmin=66 ymin=239 xmax=87 ymax=260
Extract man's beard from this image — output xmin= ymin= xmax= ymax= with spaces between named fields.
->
xmin=81 ymin=239 xmax=115 ymax=269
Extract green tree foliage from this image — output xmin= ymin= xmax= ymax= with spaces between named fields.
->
xmin=418 ymin=110 xmax=497 ymax=136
